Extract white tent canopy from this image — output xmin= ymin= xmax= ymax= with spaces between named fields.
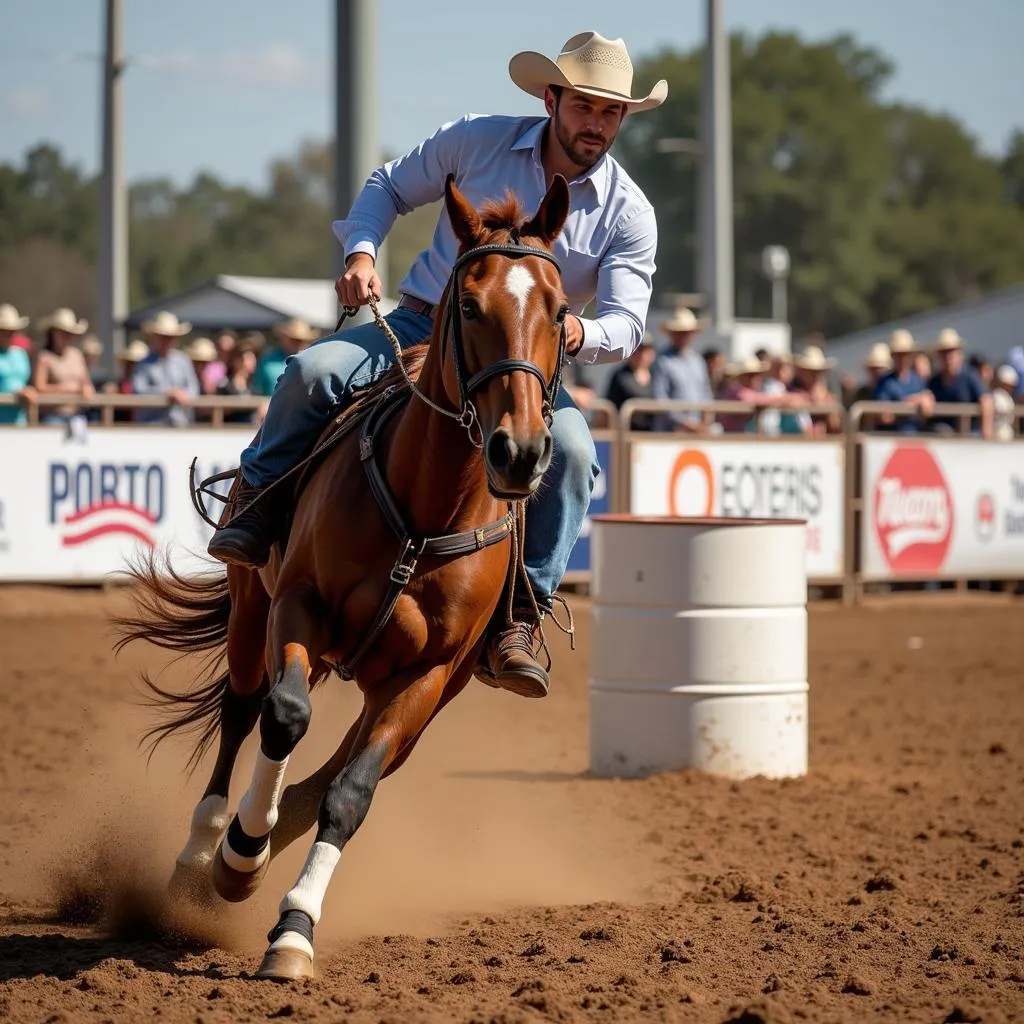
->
xmin=125 ymin=275 xmax=397 ymax=334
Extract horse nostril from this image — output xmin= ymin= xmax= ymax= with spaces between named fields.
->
xmin=541 ymin=432 xmax=553 ymax=464
xmin=486 ymin=430 xmax=516 ymax=472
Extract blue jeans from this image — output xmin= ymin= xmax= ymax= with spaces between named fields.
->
xmin=239 ymin=308 xmax=598 ymax=601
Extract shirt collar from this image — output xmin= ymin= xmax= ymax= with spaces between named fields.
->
xmin=512 ymin=117 xmax=609 ymax=197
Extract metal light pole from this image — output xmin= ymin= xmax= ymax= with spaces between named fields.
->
xmin=98 ymin=0 xmax=127 ymax=375
xmin=334 ymin=1 xmax=384 ymax=297
xmin=697 ymin=0 xmax=735 ymax=349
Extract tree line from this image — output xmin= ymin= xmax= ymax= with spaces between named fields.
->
xmin=0 ymin=30 xmax=1021 ymax=341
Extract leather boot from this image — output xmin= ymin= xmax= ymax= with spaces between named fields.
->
xmin=207 ymin=477 xmax=282 ymax=568
xmin=476 ymin=613 xmax=549 ymax=698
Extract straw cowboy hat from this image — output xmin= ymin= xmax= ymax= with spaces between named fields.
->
xmin=185 ymin=336 xmax=218 ymax=362
xmin=509 ymin=31 xmax=668 ymax=113
xmin=0 ymin=303 xmax=29 ymax=331
xmin=661 ymin=306 xmax=703 ymax=333
xmin=862 ymin=342 xmax=893 ymax=371
xmin=795 ymin=345 xmax=836 ymax=371
xmin=116 ymin=339 xmax=150 ymax=363
xmin=38 ymin=307 xmax=88 ymax=335
xmin=726 ymin=355 xmax=768 ymax=377
xmin=996 ymin=364 xmax=1019 ymax=388
xmin=935 ymin=327 xmax=964 ymax=352
xmin=142 ymin=310 xmax=192 ymax=337
xmin=272 ymin=317 xmax=319 ymax=343
xmin=887 ymin=328 xmax=920 ymax=354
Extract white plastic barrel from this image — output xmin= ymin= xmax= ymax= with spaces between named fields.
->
xmin=589 ymin=515 xmax=808 ymax=780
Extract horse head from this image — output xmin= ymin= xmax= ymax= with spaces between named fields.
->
xmin=440 ymin=173 xmax=571 ymax=498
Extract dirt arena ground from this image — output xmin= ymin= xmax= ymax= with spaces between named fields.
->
xmin=0 ymin=584 xmax=1022 ymax=1024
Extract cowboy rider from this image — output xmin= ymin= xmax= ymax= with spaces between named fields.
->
xmin=207 ymin=31 xmax=668 ymax=699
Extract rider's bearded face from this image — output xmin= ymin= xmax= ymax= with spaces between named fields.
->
xmin=546 ymin=88 xmax=626 ymax=170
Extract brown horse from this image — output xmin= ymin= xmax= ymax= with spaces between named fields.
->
xmin=114 ymin=174 xmax=572 ymax=980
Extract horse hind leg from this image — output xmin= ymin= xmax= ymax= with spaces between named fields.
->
xmin=255 ymin=664 xmax=450 ymax=980
xmin=170 ymin=568 xmax=270 ymax=904
xmin=212 ymin=584 xmax=326 ymax=904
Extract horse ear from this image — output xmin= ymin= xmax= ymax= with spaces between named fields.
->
xmin=523 ymin=174 xmax=570 ymax=246
xmin=444 ymin=174 xmax=483 ymax=247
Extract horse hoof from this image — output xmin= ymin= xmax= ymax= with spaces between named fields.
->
xmin=212 ymin=843 xmax=269 ymax=903
xmin=168 ymin=861 xmax=216 ymax=908
xmin=255 ymin=947 xmax=315 ymax=981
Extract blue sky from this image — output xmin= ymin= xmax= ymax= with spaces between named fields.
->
xmin=2 ymin=0 xmax=1022 ymax=190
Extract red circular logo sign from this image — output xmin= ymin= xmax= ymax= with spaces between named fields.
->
xmin=873 ymin=445 xmax=954 ymax=573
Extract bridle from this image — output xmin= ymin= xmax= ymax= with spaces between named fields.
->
xmin=343 ymin=236 xmax=568 ymax=447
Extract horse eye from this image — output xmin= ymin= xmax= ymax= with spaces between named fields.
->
xmin=555 ymin=305 xmax=569 ymax=324
xmin=460 ymin=300 xmax=477 ymax=320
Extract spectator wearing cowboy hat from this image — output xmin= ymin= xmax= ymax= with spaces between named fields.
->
xmin=872 ymin=329 xmax=934 ymax=433
xmin=131 ymin=311 xmax=200 ymax=427
xmin=927 ymin=328 xmax=993 ymax=438
xmin=0 ymin=305 xmax=34 ymax=425
xmin=717 ymin=354 xmax=807 ymax=433
xmin=791 ymin=345 xmax=843 ymax=435
xmin=848 ymin=342 xmax=893 ymax=431
xmin=0 ymin=303 xmax=33 ymax=354
xmin=253 ymin=317 xmax=319 ymax=397
xmin=650 ymin=306 xmax=714 ymax=432
xmin=32 ymin=308 xmax=94 ymax=424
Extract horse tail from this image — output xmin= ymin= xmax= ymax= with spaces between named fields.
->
xmin=112 ymin=549 xmax=238 ymax=774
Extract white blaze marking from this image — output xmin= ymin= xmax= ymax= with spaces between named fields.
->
xmin=505 ymin=263 xmax=535 ymax=322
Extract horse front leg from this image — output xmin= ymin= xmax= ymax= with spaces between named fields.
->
xmin=255 ymin=664 xmax=450 ymax=980
xmin=212 ymin=584 xmax=326 ymax=903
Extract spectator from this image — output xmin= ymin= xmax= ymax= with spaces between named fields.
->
xmin=1007 ymin=346 xmax=1024 ymax=401
xmin=848 ymin=342 xmax=893 ymax=430
xmin=105 ymin=339 xmax=149 ymax=422
xmin=992 ymin=365 xmax=1019 ymax=442
xmin=605 ymin=333 xmax=655 ymax=430
xmin=968 ymin=354 xmax=994 ymax=389
xmin=185 ymin=337 xmax=219 ymax=393
xmin=216 ymin=335 xmax=260 ymax=423
xmin=913 ymin=350 xmax=932 ymax=383
xmin=873 ymin=329 xmax=934 ymax=432
xmin=79 ymin=335 xmax=111 ymax=389
xmin=759 ymin=352 xmax=805 ymax=435
xmin=0 ymin=303 xmax=33 ymax=354
xmin=792 ymin=345 xmax=843 ymax=435
xmin=717 ymin=355 xmax=804 ymax=433
xmin=927 ymin=328 xmax=993 ymax=438
xmin=253 ymin=317 xmax=319 ymax=397
xmin=702 ymin=346 xmax=727 ymax=397
xmin=32 ymin=308 xmax=94 ymax=424
xmin=0 ymin=314 xmax=33 ymax=425
xmin=202 ymin=328 xmax=237 ymax=394
xmin=131 ymin=311 xmax=200 ymax=427
xmin=650 ymin=306 xmax=713 ymax=432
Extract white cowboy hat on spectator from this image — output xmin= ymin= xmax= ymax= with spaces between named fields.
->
xmin=142 ymin=310 xmax=192 ymax=337
xmin=795 ymin=345 xmax=836 ymax=371
xmin=726 ymin=355 xmax=768 ymax=377
xmin=81 ymin=335 xmax=103 ymax=357
xmin=509 ymin=31 xmax=668 ymax=113
xmin=272 ymin=317 xmax=319 ymax=343
xmin=185 ymin=336 xmax=218 ymax=362
xmin=116 ymin=339 xmax=150 ymax=363
xmin=996 ymin=365 xmax=1019 ymax=388
xmin=661 ymin=306 xmax=703 ymax=333
xmin=862 ymin=342 xmax=893 ymax=371
xmin=887 ymin=328 xmax=920 ymax=354
xmin=0 ymin=303 xmax=29 ymax=331
xmin=38 ymin=307 xmax=88 ymax=335
xmin=935 ymin=327 xmax=964 ymax=352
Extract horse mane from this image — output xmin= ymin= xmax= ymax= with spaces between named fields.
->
xmin=477 ymin=190 xmax=537 ymax=244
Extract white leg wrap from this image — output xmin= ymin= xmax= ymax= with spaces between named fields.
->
xmin=176 ymin=795 xmax=230 ymax=869
xmin=279 ymin=841 xmax=341 ymax=926
xmin=267 ymin=931 xmax=315 ymax=960
xmin=220 ymin=836 xmax=270 ymax=873
xmin=237 ymin=750 xmax=288 ymax=838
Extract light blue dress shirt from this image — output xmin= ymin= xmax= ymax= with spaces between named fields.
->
xmin=332 ymin=114 xmax=658 ymax=366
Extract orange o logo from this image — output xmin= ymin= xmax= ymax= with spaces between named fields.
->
xmin=668 ymin=449 xmax=714 ymax=516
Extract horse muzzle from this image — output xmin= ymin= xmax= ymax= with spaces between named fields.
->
xmin=483 ymin=426 xmax=553 ymax=497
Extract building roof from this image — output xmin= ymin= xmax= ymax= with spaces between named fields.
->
xmin=822 ymin=282 xmax=1024 ymax=374
xmin=125 ymin=275 xmax=397 ymax=333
